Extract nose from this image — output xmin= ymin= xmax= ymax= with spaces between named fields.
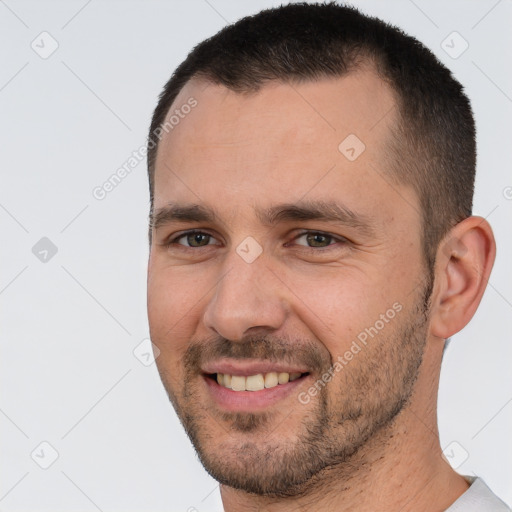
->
xmin=202 ymin=251 xmax=287 ymax=341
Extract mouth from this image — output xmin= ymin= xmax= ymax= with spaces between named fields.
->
xmin=201 ymin=362 xmax=312 ymax=412
xmin=205 ymin=371 xmax=309 ymax=391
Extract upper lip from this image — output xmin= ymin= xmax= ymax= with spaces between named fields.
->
xmin=202 ymin=359 xmax=309 ymax=377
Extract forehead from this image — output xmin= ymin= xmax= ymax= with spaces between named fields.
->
xmin=153 ymin=70 xmax=414 ymax=229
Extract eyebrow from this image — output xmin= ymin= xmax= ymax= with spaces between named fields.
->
xmin=151 ymin=200 xmax=374 ymax=236
xmin=151 ymin=203 xmax=219 ymax=230
xmin=256 ymin=200 xmax=374 ymax=235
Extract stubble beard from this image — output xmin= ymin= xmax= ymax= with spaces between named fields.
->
xmin=157 ymin=282 xmax=431 ymax=497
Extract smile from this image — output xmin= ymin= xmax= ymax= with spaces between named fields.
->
xmin=213 ymin=371 xmax=305 ymax=391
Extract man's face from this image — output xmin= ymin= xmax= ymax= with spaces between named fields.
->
xmin=147 ymin=70 xmax=431 ymax=496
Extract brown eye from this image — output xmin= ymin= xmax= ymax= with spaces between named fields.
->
xmin=168 ymin=231 xmax=218 ymax=248
xmin=185 ymin=232 xmax=211 ymax=247
xmin=306 ymin=233 xmax=332 ymax=247
xmin=295 ymin=232 xmax=335 ymax=248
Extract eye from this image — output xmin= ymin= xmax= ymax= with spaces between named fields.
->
xmin=294 ymin=231 xmax=341 ymax=248
xmin=167 ymin=230 xmax=219 ymax=248
xmin=289 ymin=230 xmax=350 ymax=258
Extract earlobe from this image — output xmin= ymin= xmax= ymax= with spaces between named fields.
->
xmin=430 ymin=217 xmax=496 ymax=339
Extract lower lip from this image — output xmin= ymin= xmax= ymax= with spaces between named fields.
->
xmin=203 ymin=375 xmax=309 ymax=412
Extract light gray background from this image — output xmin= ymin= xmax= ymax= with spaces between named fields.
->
xmin=1 ymin=1 xmax=511 ymax=510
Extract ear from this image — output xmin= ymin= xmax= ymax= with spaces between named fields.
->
xmin=430 ymin=216 xmax=496 ymax=339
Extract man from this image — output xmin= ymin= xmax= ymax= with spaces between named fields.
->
xmin=145 ymin=3 xmax=509 ymax=510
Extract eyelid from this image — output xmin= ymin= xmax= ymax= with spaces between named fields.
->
xmin=289 ymin=229 xmax=349 ymax=248
xmin=164 ymin=229 xmax=221 ymax=247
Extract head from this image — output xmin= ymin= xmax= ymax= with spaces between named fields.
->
xmin=146 ymin=2 xmax=495 ymax=498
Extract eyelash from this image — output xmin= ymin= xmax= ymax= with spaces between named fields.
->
xmin=163 ymin=229 xmax=348 ymax=251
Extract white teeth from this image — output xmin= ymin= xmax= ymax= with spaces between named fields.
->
xmin=264 ymin=372 xmax=278 ymax=388
xmin=278 ymin=372 xmax=289 ymax=384
xmin=231 ymin=375 xmax=246 ymax=391
xmin=215 ymin=371 xmax=304 ymax=391
xmin=246 ymin=374 xmax=265 ymax=391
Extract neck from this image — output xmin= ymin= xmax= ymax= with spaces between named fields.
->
xmin=220 ymin=340 xmax=469 ymax=512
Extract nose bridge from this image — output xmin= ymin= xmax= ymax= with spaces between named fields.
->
xmin=203 ymin=248 xmax=287 ymax=341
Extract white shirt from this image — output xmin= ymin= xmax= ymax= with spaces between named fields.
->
xmin=446 ymin=476 xmax=510 ymax=511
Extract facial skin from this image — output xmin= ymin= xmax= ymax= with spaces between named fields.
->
xmin=147 ymin=69 xmax=495 ymax=511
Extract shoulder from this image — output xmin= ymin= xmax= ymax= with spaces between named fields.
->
xmin=446 ymin=476 xmax=510 ymax=512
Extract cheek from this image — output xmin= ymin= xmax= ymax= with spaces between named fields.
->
xmin=147 ymin=263 xmax=208 ymax=361
xmin=284 ymin=267 xmax=377 ymax=332
xmin=282 ymin=264 xmax=407 ymax=360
